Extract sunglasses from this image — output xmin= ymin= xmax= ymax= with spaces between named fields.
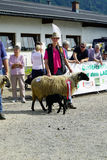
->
xmin=80 ymin=46 xmax=85 ymax=48
xmin=52 ymin=38 xmax=59 ymax=39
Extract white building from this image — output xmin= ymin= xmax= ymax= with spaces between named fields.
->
xmin=0 ymin=0 xmax=107 ymax=66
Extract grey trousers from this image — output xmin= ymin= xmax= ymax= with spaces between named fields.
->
xmin=11 ymin=75 xmax=25 ymax=99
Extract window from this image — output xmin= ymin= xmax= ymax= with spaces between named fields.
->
xmin=66 ymin=35 xmax=81 ymax=49
xmin=45 ymin=34 xmax=52 ymax=47
xmin=0 ymin=33 xmax=15 ymax=50
xmin=21 ymin=34 xmax=40 ymax=51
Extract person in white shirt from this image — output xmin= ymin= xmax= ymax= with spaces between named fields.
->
xmin=31 ymin=43 xmax=44 ymax=79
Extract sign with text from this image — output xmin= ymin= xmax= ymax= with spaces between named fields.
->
xmin=66 ymin=61 xmax=107 ymax=95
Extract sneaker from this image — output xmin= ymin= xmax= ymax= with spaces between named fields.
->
xmin=21 ymin=98 xmax=26 ymax=103
xmin=0 ymin=113 xmax=6 ymax=120
xmin=12 ymin=99 xmax=17 ymax=103
xmin=66 ymin=101 xmax=76 ymax=109
xmin=68 ymin=103 xmax=76 ymax=109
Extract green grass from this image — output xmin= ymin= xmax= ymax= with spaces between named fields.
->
xmin=25 ymin=66 xmax=32 ymax=75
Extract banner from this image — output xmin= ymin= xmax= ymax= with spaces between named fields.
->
xmin=66 ymin=61 xmax=107 ymax=95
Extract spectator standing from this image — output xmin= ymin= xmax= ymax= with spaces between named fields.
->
xmin=9 ymin=45 xmax=26 ymax=103
xmin=0 ymin=40 xmax=8 ymax=120
xmin=44 ymin=32 xmax=75 ymax=108
xmin=31 ymin=43 xmax=44 ymax=80
xmin=69 ymin=42 xmax=89 ymax=63
xmin=88 ymin=44 xmax=103 ymax=65
xmin=63 ymin=40 xmax=69 ymax=59
xmin=88 ymin=45 xmax=93 ymax=54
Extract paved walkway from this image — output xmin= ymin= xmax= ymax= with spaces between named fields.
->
xmin=0 ymin=88 xmax=107 ymax=160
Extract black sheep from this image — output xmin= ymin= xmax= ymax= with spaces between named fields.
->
xmin=46 ymin=94 xmax=68 ymax=114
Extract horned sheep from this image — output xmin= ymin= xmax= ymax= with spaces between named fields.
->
xmin=31 ymin=72 xmax=89 ymax=112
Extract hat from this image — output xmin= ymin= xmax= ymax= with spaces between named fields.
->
xmin=51 ymin=32 xmax=60 ymax=38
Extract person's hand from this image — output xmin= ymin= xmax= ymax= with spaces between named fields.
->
xmin=99 ymin=60 xmax=103 ymax=65
xmin=18 ymin=63 xmax=23 ymax=68
xmin=73 ymin=60 xmax=77 ymax=63
xmin=15 ymin=63 xmax=20 ymax=68
xmin=12 ymin=64 xmax=16 ymax=69
xmin=80 ymin=59 xmax=85 ymax=63
xmin=75 ymin=60 xmax=80 ymax=64
xmin=47 ymin=71 xmax=51 ymax=77
xmin=69 ymin=60 xmax=76 ymax=63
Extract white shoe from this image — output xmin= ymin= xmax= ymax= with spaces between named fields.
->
xmin=21 ymin=98 xmax=26 ymax=103
xmin=12 ymin=99 xmax=17 ymax=103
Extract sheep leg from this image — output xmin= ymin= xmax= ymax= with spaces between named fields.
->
xmin=31 ymin=100 xmax=35 ymax=111
xmin=63 ymin=105 xmax=66 ymax=115
xmin=57 ymin=105 xmax=61 ymax=113
xmin=57 ymin=102 xmax=66 ymax=115
xmin=57 ymin=104 xmax=66 ymax=114
xmin=48 ymin=105 xmax=52 ymax=113
xmin=39 ymin=101 xmax=47 ymax=111
xmin=64 ymin=97 xmax=68 ymax=110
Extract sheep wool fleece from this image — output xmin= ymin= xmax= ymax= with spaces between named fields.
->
xmin=31 ymin=74 xmax=79 ymax=102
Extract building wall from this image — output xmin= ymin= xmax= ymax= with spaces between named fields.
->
xmin=0 ymin=15 xmax=107 ymax=45
xmin=0 ymin=16 xmax=82 ymax=44
xmin=0 ymin=15 xmax=107 ymax=66
xmin=82 ymin=27 xmax=107 ymax=44
xmin=54 ymin=20 xmax=82 ymax=40
xmin=0 ymin=16 xmax=83 ymax=65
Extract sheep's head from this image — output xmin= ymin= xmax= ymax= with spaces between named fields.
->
xmin=78 ymin=72 xmax=89 ymax=81
xmin=3 ymin=75 xmax=11 ymax=88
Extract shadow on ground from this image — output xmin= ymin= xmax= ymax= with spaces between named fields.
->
xmin=2 ymin=95 xmax=32 ymax=103
xmin=4 ymin=109 xmax=48 ymax=116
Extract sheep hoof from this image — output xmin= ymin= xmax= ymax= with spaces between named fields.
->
xmin=63 ymin=111 xmax=66 ymax=115
xmin=48 ymin=110 xmax=51 ymax=114
xmin=43 ymin=108 xmax=47 ymax=112
xmin=31 ymin=108 xmax=35 ymax=111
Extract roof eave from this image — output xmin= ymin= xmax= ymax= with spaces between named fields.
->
xmin=0 ymin=11 xmax=107 ymax=25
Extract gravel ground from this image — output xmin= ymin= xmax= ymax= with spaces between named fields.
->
xmin=0 ymin=88 xmax=107 ymax=160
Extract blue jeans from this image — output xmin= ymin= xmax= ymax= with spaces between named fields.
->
xmin=0 ymin=69 xmax=3 ymax=113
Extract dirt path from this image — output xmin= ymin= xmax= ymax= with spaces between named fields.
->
xmin=0 ymin=88 xmax=107 ymax=160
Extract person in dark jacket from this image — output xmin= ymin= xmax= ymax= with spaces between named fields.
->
xmin=44 ymin=32 xmax=72 ymax=76
xmin=44 ymin=32 xmax=75 ymax=108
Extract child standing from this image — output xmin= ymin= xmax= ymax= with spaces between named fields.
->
xmin=9 ymin=45 xmax=26 ymax=103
